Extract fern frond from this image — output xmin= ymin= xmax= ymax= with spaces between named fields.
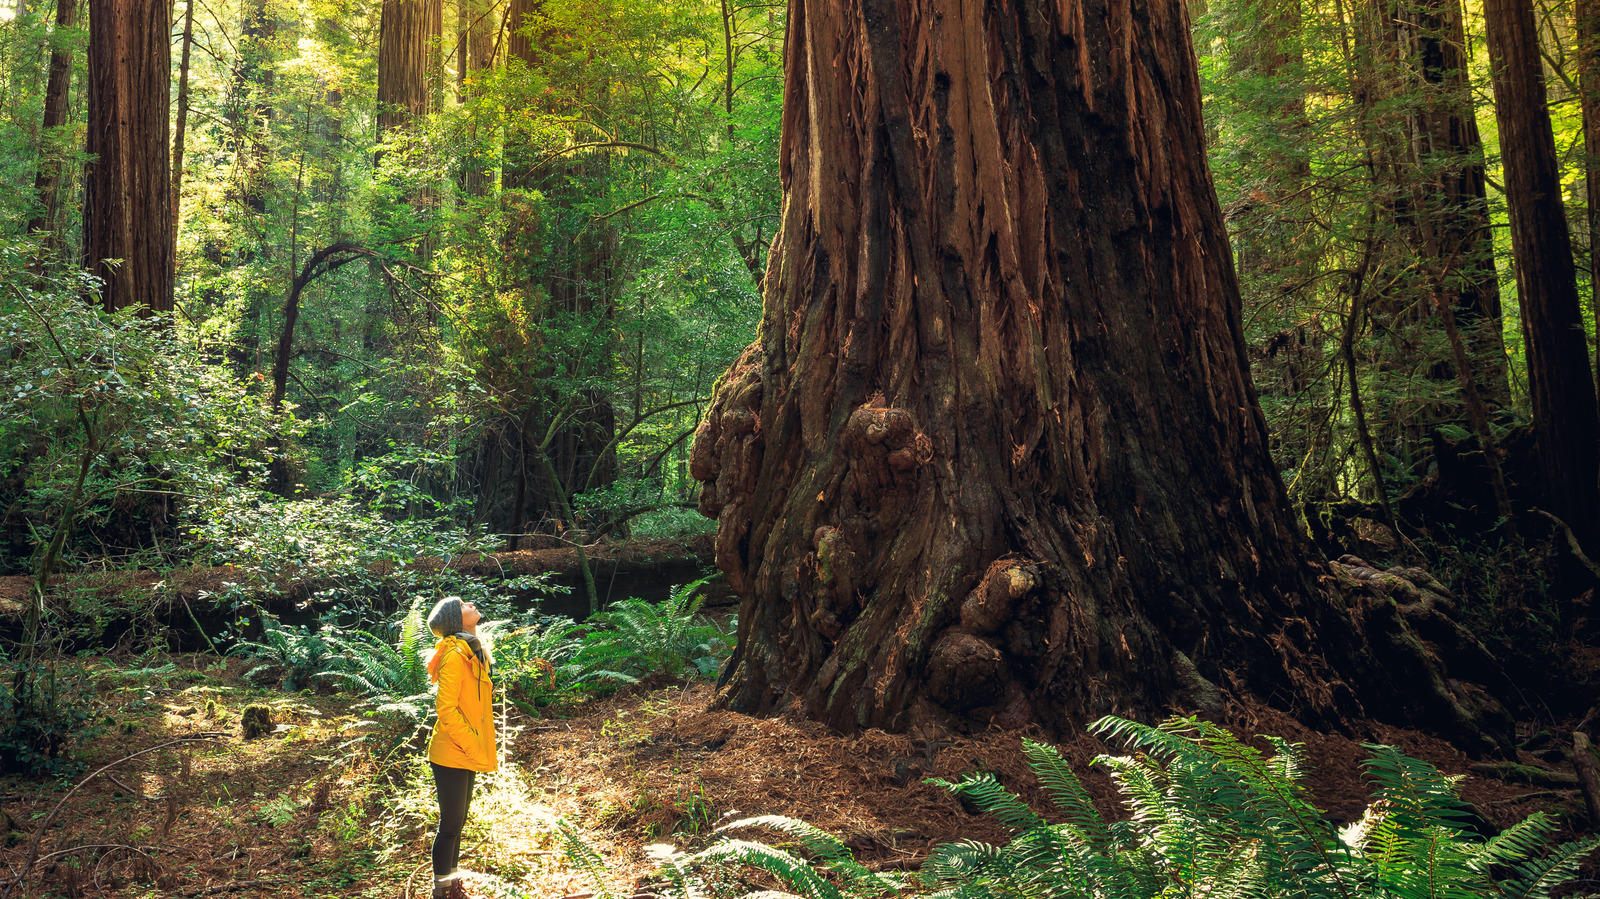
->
xmin=1021 ymin=738 xmax=1111 ymax=848
xmin=683 ymin=839 xmax=844 ymax=899
xmin=1493 ymin=835 xmax=1600 ymax=899
xmin=556 ymin=820 xmax=620 ymax=899
xmin=929 ymin=773 xmax=1044 ymax=833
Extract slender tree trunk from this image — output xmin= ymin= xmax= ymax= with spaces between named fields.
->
xmin=171 ymin=0 xmax=195 ymax=249
xmin=231 ymin=0 xmax=274 ymax=219
xmin=457 ymin=0 xmax=494 ymax=194
xmin=82 ymin=0 xmax=173 ymax=314
xmin=505 ymin=0 xmax=537 ymax=69
xmin=1393 ymin=0 xmax=1510 ymax=407
xmin=1579 ymin=0 xmax=1600 ymax=404
xmin=28 ymin=0 xmax=78 ymax=258
xmin=1483 ymin=0 xmax=1600 ymax=548
xmin=692 ymin=0 xmax=1494 ymax=740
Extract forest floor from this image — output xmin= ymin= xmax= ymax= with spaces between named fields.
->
xmin=1 ymin=653 xmax=1589 ymax=899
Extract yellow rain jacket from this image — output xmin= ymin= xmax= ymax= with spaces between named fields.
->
xmin=427 ymin=635 xmax=497 ymax=772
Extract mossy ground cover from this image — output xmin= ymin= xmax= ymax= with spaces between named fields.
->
xmin=1 ymin=657 xmax=1589 ymax=898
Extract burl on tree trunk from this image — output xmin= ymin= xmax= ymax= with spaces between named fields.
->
xmin=692 ymin=0 xmax=1507 ymax=747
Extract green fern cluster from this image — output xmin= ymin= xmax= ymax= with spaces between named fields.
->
xmin=226 ymin=617 xmax=337 ymax=691
xmin=578 ymin=579 xmax=732 ymax=681
xmin=657 ymin=716 xmax=1597 ymax=899
xmin=495 ymin=614 xmax=638 ymax=713
xmin=316 ymin=595 xmax=434 ymax=721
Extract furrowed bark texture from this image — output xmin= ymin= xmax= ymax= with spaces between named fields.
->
xmin=82 ymin=0 xmax=173 ymax=314
xmin=693 ymin=0 xmax=1489 ymax=737
xmin=378 ymin=0 xmax=439 ymax=136
xmin=1483 ymin=0 xmax=1600 ymax=547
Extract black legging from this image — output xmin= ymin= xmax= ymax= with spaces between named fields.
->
xmin=430 ymin=763 xmax=477 ymax=877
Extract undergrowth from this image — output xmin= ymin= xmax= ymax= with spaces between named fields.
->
xmin=652 ymin=715 xmax=1599 ymax=899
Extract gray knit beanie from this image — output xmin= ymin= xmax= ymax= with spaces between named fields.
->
xmin=426 ymin=596 xmax=463 ymax=640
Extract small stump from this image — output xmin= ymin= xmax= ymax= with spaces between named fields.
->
xmin=241 ymin=704 xmax=274 ymax=740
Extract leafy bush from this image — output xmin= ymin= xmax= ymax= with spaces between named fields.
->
xmin=577 ymin=579 xmax=731 ymax=681
xmin=0 ymin=255 xmax=291 ymax=577
xmin=661 ymin=716 xmax=1600 ymax=899
xmin=0 ymin=661 xmax=103 ymax=777
xmin=494 ymin=614 xmax=632 ymax=713
xmin=627 ymin=505 xmax=717 ymax=542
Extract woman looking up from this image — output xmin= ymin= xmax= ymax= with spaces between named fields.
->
xmin=424 ymin=597 xmax=496 ymax=899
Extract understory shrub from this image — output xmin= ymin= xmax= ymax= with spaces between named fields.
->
xmin=577 ymin=579 xmax=732 ymax=681
xmin=0 ymin=661 xmax=103 ymax=776
xmin=662 ymin=715 xmax=1599 ymax=899
xmin=226 ymin=617 xmax=336 ymax=692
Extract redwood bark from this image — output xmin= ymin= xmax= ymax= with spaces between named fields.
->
xmin=1483 ymin=0 xmax=1600 ymax=547
xmin=172 ymin=0 xmax=195 ymax=247
xmin=28 ymin=0 xmax=78 ymax=252
xmin=506 ymin=0 xmax=537 ymax=69
xmin=692 ymin=0 xmax=1489 ymax=737
xmin=378 ymin=0 xmax=440 ymax=137
xmin=82 ymin=0 xmax=173 ymax=314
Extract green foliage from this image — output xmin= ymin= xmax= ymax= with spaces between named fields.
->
xmin=493 ymin=613 xmax=628 ymax=713
xmin=317 ymin=595 xmax=434 ymax=722
xmin=226 ymin=616 xmax=337 ymax=692
xmin=578 ymin=580 xmax=732 ymax=681
xmin=0 ymin=661 xmax=103 ymax=777
xmin=0 ymin=251 xmax=289 ymax=578
xmin=921 ymin=716 xmax=1597 ymax=899
xmin=662 ymin=816 xmax=909 ymax=899
xmin=660 ymin=717 xmax=1599 ymax=899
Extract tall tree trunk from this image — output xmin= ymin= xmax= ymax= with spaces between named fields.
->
xmin=1393 ymin=0 xmax=1509 ymax=408
xmin=692 ymin=0 xmax=1495 ymax=740
xmin=28 ymin=0 xmax=78 ymax=259
xmin=1483 ymin=0 xmax=1600 ymax=548
xmin=82 ymin=0 xmax=173 ymax=315
xmin=231 ymin=0 xmax=274 ymax=218
xmin=1580 ymin=0 xmax=1600 ymax=404
xmin=171 ymin=0 xmax=195 ymax=249
xmin=456 ymin=0 xmax=495 ymax=194
xmin=505 ymin=0 xmax=537 ymax=69
xmin=377 ymin=0 xmax=439 ymax=138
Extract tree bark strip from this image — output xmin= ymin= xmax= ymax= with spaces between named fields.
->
xmin=378 ymin=0 xmax=440 ymax=138
xmin=28 ymin=0 xmax=78 ymax=257
xmin=82 ymin=0 xmax=173 ymax=314
xmin=1579 ymin=0 xmax=1600 ymax=404
xmin=171 ymin=0 xmax=195 ymax=248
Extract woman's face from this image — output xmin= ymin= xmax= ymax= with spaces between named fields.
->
xmin=461 ymin=601 xmax=482 ymax=630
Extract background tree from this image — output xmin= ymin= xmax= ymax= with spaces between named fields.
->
xmin=27 ymin=0 xmax=77 ymax=261
xmin=81 ymin=0 xmax=171 ymax=314
xmin=1483 ymin=0 xmax=1600 ymax=549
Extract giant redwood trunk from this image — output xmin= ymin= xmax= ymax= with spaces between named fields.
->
xmin=692 ymin=0 xmax=1493 ymax=738
xmin=82 ymin=0 xmax=173 ymax=314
